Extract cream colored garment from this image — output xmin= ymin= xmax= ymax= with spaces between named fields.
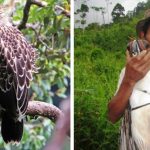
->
xmin=117 ymin=68 xmax=150 ymax=150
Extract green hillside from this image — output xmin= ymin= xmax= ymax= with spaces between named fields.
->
xmin=74 ymin=3 xmax=149 ymax=149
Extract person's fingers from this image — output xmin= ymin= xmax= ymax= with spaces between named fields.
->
xmin=141 ymin=64 xmax=150 ymax=76
xmin=128 ymin=50 xmax=147 ymax=68
xmin=137 ymin=50 xmax=150 ymax=67
xmin=142 ymin=50 xmax=150 ymax=60
xmin=146 ymin=48 xmax=150 ymax=52
xmin=126 ymin=50 xmax=131 ymax=62
xmin=136 ymin=50 xmax=147 ymax=60
xmin=140 ymin=54 xmax=150 ymax=71
xmin=130 ymin=50 xmax=147 ymax=66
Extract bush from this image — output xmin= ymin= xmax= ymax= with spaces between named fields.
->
xmin=74 ymin=13 xmax=143 ymax=149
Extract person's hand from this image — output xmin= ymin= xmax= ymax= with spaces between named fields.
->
xmin=124 ymin=50 xmax=150 ymax=85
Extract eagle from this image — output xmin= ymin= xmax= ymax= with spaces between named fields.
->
xmin=0 ymin=0 xmax=38 ymax=143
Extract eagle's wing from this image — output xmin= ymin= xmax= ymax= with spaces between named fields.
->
xmin=0 ymin=25 xmax=38 ymax=119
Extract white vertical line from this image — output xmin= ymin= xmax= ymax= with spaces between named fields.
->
xmin=70 ymin=0 xmax=74 ymax=150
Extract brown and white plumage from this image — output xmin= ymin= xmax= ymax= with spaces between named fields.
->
xmin=0 ymin=25 xmax=38 ymax=118
xmin=0 ymin=0 xmax=38 ymax=143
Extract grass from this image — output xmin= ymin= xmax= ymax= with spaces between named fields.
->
xmin=74 ymin=28 xmax=127 ymax=149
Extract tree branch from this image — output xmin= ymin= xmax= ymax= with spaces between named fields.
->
xmin=31 ymin=0 xmax=48 ymax=7
xmin=55 ymin=5 xmax=70 ymax=18
xmin=18 ymin=0 xmax=47 ymax=30
xmin=18 ymin=0 xmax=31 ymax=30
xmin=14 ymin=21 xmax=39 ymax=30
xmin=26 ymin=101 xmax=63 ymax=122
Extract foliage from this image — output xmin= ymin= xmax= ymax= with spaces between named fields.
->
xmin=111 ymin=3 xmax=125 ymax=23
xmin=75 ymin=0 xmax=150 ymax=145
xmin=133 ymin=2 xmax=146 ymax=16
xmin=0 ymin=0 xmax=70 ymax=150
xmin=75 ymin=1 xmax=89 ymax=29
xmin=74 ymin=5 xmax=145 ymax=150
xmin=86 ymin=23 xmax=101 ymax=30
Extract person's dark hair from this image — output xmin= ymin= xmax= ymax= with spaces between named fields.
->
xmin=136 ymin=19 xmax=145 ymax=37
xmin=143 ymin=17 xmax=150 ymax=37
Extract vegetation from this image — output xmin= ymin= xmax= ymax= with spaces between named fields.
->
xmin=0 ymin=0 xmax=70 ymax=150
xmin=111 ymin=3 xmax=125 ymax=23
xmin=74 ymin=0 xmax=150 ymax=149
xmin=75 ymin=1 xmax=89 ymax=29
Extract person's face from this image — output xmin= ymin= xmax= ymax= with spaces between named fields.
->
xmin=145 ymin=27 xmax=150 ymax=43
xmin=139 ymin=31 xmax=144 ymax=39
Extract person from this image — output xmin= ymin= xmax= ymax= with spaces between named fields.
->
xmin=108 ymin=17 xmax=150 ymax=149
xmin=108 ymin=17 xmax=150 ymax=123
xmin=136 ymin=19 xmax=145 ymax=39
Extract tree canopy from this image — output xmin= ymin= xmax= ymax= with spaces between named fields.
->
xmin=111 ymin=3 xmax=125 ymax=22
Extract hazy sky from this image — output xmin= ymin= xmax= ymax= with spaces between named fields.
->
xmin=74 ymin=0 xmax=147 ymax=26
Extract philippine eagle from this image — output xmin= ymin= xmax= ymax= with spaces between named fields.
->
xmin=0 ymin=0 xmax=38 ymax=143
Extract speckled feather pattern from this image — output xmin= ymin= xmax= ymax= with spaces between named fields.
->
xmin=0 ymin=25 xmax=38 ymax=119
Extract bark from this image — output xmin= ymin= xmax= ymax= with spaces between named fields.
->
xmin=26 ymin=101 xmax=63 ymax=122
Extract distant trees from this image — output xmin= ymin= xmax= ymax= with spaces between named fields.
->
xmin=134 ymin=2 xmax=145 ymax=15
xmin=75 ymin=0 xmax=150 ymax=29
xmin=75 ymin=3 xmax=89 ymax=29
xmin=111 ymin=3 xmax=125 ymax=23
xmin=91 ymin=7 xmax=106 ymax=25
xmin=126 ymin=11 xmax=134 ymax=19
